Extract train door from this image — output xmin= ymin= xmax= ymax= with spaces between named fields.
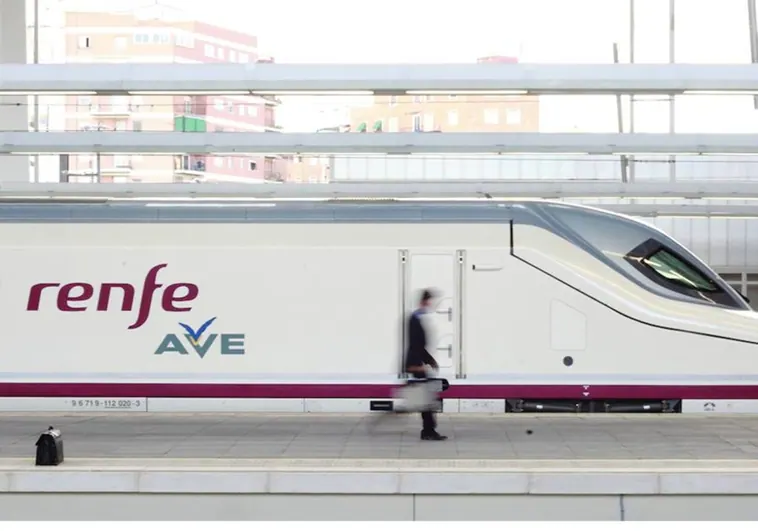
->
xmin=402 ymin=250 xmax=463 ymax=380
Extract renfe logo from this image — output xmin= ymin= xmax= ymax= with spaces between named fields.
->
xmin=155 ymin=317 xmax=246 ymax=358
xmin=26 ymin=263 xmax=198 ymax=330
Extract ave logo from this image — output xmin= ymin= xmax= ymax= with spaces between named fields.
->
xmin=155 ymin=317 xmax=246 ymax=358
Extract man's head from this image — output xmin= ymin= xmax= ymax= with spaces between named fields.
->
xmin=419 ymin=289 xmax=435 ymax=308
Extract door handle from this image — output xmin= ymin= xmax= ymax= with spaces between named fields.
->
xmin=436 ymin=307 xmax=452 ymax=322
xmin=437 ymin=344 xmax=453 ymax=358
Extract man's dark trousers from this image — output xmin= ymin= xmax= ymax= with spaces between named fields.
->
xmin=410 ymin=369 xmax=437 ymax=433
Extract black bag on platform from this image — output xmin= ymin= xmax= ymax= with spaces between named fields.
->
xmin=35 ymin=426 xmax=64 ymax=466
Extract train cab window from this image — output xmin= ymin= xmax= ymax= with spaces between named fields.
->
xmin=624 ymin=238 xmax=746 ymax=308
xmin=640 ymin=247 xmax=719 ymax=293
xmin=540 ymin=203 xmax=748 ymax=309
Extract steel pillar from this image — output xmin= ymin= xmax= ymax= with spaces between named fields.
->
xmin=0 ymin=0 xmax=30 ymax=183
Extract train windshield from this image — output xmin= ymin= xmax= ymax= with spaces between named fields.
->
xmin=641 ymin=248 xmax=720 ymax=293
xmin=537 ymin=202 xmax=749 ymax=309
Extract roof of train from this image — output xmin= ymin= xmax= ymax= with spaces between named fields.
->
xmin=0 ymin=198 xmax=619 ymax=224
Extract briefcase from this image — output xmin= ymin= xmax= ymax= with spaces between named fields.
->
xmin=392 ymin=378 xmax=445 ymax=412
xmin=35 ymin=426 xmax=64 ymax=466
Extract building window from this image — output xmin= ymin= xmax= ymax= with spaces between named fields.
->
xmin=249 ymin=161 xmax=257 ymax=171
xmin=204 ymin=44 xmax=215 ymax=57
xmin=389 ymin=95 xmax=397 ymax=106
xmin=133 ymin=33 xmax=149 ymax=44
xmin=150 ymin=32 xmax=169 ymax=44
xmin=447 ymin=110 xmax=459 ymax=126
xmin=112 ymin=95 xmax=129 ymax=113
xmin=247 ymin=105 xmax=258 ymax=116
xmin=413 ymin=95 xmax=421 ymax=103
xmin=217 ymin=48 xmax=225 ymax=60
xmin=214 ymin=98 xmax=224 ymax=111
xmin=412 ymin=113 xmax=422 ymax=132
xmin=214 ymin=157 xmax=224 ymax=168
xmin=506 ymin=109 xmax=522 ymax=125
xmin=77 ymin=36 xmax=91 ymax=49
xmin=229 ymin=50 xmax=237 ymax=62
xmin=423 ymin=113 xmax=434 ymax=131
xmin=484 ymin=109 xmax=499 ymax=124
xmin=388 ymin=117 xmax=399 ymax=132
xmin=239 ymin=52 xmax=249 ymax=63
xmin=132 ymin=120 xmax=143 ymax=132
xmin=176 ymin=33 xmax=194 ymax=48
xmin=77 ymin=95 xmax=92 ymax=109
xmin=114 ymin=37 xmax=127 ymax=50
xmin=238 ymin=105 xmax=245 ymax=116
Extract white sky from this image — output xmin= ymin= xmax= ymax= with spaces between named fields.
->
xmin=42 ymin=0 xmax=758 ymax=131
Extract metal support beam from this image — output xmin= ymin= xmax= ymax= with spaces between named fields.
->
xmin=5 ymin=132 xmax=758 ymax=154
xmin=4 ymin=63 xmax=758 ymax=94
xmin=32 ymin=0 xmax=39 ymax=184
xmin=2 ymin=180 xmax=758 ymax=201
xmin=613 ymin=43 xmax=628 ymax=183
xmin=749 ymin=0 xmax=758 ymax=108
xmin=629 ymin=0 xmax=636 ymax=181
xmin=668 ymin=0 xmax=677 ymax=183
xmin=0 ymin=200 xmax=756 ymax=220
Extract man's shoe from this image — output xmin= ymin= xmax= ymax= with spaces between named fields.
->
xmin=420 ymin=430 xmax=448 ymax=441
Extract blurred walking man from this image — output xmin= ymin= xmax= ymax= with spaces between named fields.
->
xmin=404 ymin=289 xmax=447 ymax=441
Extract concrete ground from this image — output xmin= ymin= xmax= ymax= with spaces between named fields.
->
xmin=2 ymin=412 xmax=758 ymax=460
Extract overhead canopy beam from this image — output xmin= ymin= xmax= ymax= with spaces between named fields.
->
xmin=0 ymin=200 xmax=755 ymax=219
xmin=3 ymin=63 xmax=758 ymax=94
xmin=606 ymin=203 xmax=758 ymax=218
xmin=2 ymin=180 xmax=758 ymax=200
xmin=3 ymin=132 xmax=758 ymax=155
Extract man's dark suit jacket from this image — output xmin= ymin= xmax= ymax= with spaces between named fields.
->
xmin=404 ymin=308 xmax=436 ymax=371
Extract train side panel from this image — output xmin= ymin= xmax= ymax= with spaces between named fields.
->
xmin=0 ymin=222 xmax=511 ymax=385
xmin=469 ymin=222 xmax=758 ymax=382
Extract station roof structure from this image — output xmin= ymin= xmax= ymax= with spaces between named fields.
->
xmin=4 ymin=132 xmax=758 ymax=155
xmin=3 ymin=63 xmax=758 ymax=95
xmin=1 ymin=181 xmax=757 ymax=202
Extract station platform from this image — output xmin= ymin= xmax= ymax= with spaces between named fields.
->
xmin=3 ymin=412 xmax=758 ymax=520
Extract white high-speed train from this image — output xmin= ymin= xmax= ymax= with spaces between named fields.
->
xmin=0 ymin=198 xmax=756 ymax=414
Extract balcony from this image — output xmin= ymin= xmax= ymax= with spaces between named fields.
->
xmin=174 ymin=115 xmax=207 ymax=132
xmin=264 ymin=172 xmax=284 ymax=183
xmin=99 ymin=163 xmax=133 ymax=176
xmin=89 ymin=104 xmax=133 ymax=118
xmin=174 ymin=156 xmax=206 ymax=177
xmin=262 ymin=95 xmax=282 ymax=106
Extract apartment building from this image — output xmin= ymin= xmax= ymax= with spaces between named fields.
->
xmin=349 ymin=56 xmax=540 ymax=134
xmin=61 ymin=8 xmax=287 ymax=183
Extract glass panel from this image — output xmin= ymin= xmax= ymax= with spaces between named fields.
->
xmin=541 ymin=203 xmax=748 ymax=309
xmin=641 ymin=248 xmax=720 ymax=293
xmin=747 ymin=285 xmax=758 ymax=310
xmin=727 ymin=283 xmax=745 ymax=295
